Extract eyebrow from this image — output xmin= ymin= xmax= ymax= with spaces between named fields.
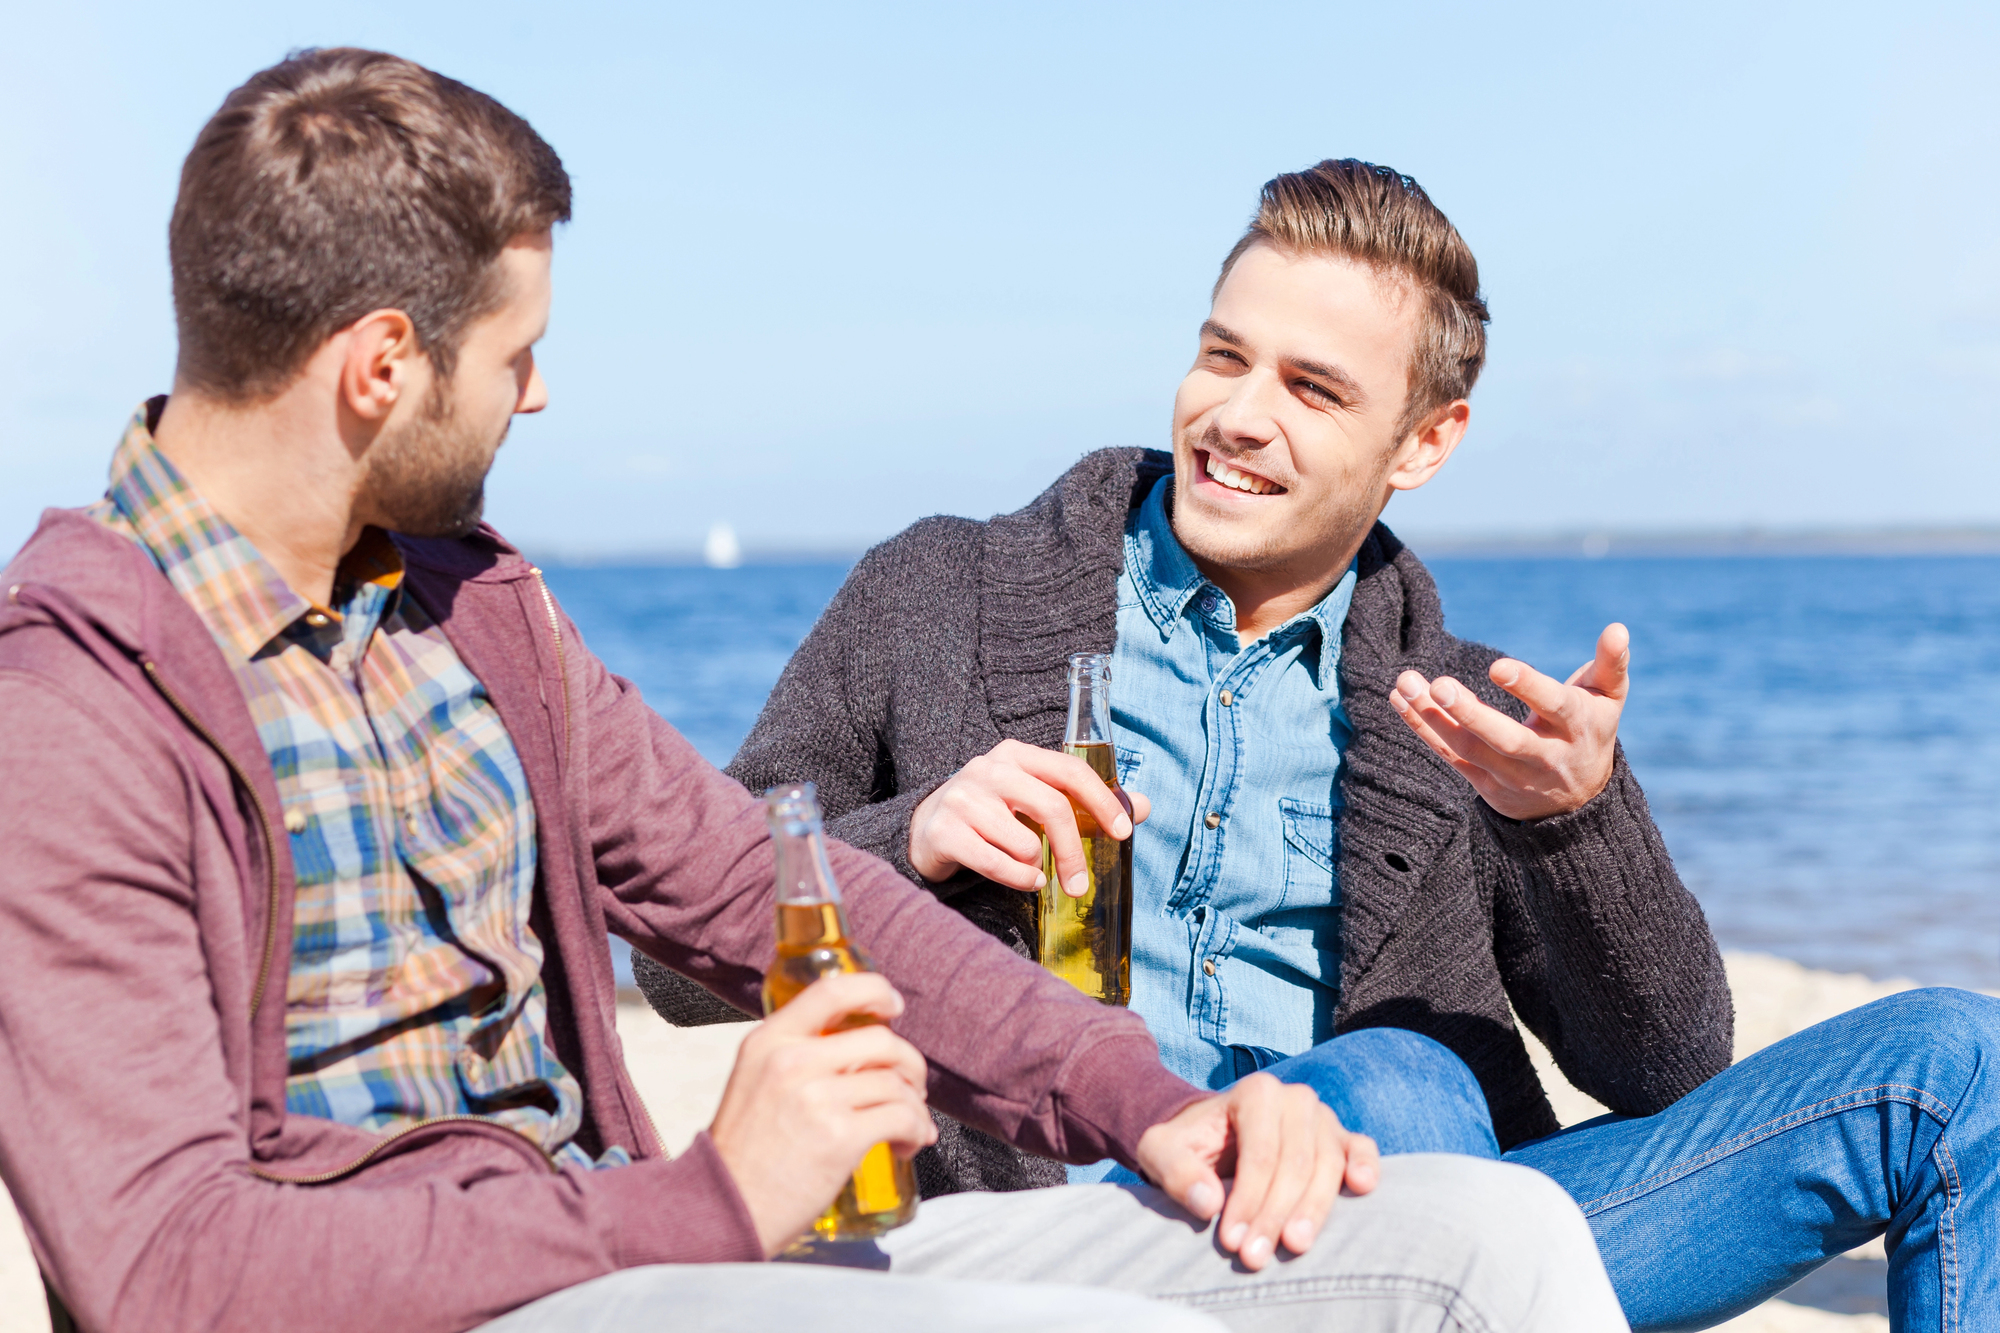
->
xmin=1199 ymin=320 xmax=1368 ymax=407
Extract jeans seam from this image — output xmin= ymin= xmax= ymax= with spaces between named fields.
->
xmin=1574 ymin=1083 xmax=1954 ymax=1214
xmin=1157 ymin=1274 xmax=1495 ymax=1333
xmin=1935 ymin=1135 xmax=1960 ymax=1333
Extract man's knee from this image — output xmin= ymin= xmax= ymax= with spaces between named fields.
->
xmin=1870 ymin=987 xmax=2000 ymax=1065
xmin=1282 ymin=1028 xmax=1498 ymax=1158
xmin=1327 ymin=1156 xmax=1625 ymax=1329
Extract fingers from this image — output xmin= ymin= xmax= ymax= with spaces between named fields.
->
xmin=1485 ymin=657 xmax=1581 ymax=737
xmin=1393 ymin=672 xmax=1540 ymax=776
xmin=762 ymin=971 xmax=905 ymax=1039
xmin=1213 ymin=1075 xmax=1280 ymax=1265
xmin=1341 ymin=1132 xmax=1379 ymax=1195
xmin=907 ymin=740 xmax=1139 ymax=896
xmin=1007 ymin=742 xmax=1131 ymax=836
xmin=1235 ymin=1081 xmax=1323 ymax=1269
xmin=1277 ymin=1110 xmax=1351 ymax=1257
xmin=1569 ymin=622 xmax=1631 ymax=700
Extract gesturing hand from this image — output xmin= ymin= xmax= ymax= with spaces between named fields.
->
xmin=909 ymin=739 xmax=1151 ymax=899
xmin=1388 ymin=622 xmax=1630 ymax=821
xmin=707 ymin=973 xmax=936 ymax=1256
xmin=1134 ymin=1074 xmax=1378 ymax=1272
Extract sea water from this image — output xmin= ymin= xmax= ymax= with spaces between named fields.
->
xmin=545 ymin=554 xmax=2000 ymax=991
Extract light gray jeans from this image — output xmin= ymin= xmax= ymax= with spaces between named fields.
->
xmin=474 ymin=1155 xmax=1628 ymax=1332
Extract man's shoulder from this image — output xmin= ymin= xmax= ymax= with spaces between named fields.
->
xmin=847 ymin=447 xmax=1167 ymax=600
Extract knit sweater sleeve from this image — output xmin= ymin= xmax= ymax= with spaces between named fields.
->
xmin=725 ymin=515 xmax=984 ymax=879
xmin=1462 ymin=646 xmax=1736 ymax=1117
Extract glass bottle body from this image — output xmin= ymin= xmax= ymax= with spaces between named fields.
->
xmin=1037 ymin=655 xmax=1133 ymax=1006
xmin=761 ymin=785 xmax=919 ymax=1242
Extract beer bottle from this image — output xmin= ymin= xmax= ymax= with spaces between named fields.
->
xmin=761 ymin=782 xmax=919 ymax=1242
xmin=1037 ymin=653 xmax=1133 ymax=1006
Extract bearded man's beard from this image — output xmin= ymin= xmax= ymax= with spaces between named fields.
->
xmin=365 ymin=382 xmax=499 ymax=539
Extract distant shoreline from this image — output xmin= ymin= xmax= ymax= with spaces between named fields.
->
xmin=529 ymin=527 xmax=2000 ymax=567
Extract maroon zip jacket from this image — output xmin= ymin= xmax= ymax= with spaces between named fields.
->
xmin=0 ymin=509 xmax=1203 ymax=1333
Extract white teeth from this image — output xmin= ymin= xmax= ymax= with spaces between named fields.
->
xmin=1206 ymin=455 xmax=1274 ymax=494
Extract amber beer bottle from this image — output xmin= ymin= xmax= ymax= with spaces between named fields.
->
xmin=760 ymin=782 xmax=919 ymax=1242
xmin=1037 ymin=653 xmax=1133 ymax=1006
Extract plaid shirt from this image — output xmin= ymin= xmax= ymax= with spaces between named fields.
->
xmin=90 ymin=404 xmax=596 ymax=1166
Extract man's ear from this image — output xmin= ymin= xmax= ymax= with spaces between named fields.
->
xmin=1386 ymin=399 xmax=1470 ymax=493
xmin=337 ymin=309 xmax=422 ymax=424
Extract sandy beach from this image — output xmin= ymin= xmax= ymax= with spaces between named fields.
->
xmin=0 ymin=951 xmax=1952 ymax=1331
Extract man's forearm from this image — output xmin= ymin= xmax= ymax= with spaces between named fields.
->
xmin=1487 ymin=752 xmax=1735 ymax=1114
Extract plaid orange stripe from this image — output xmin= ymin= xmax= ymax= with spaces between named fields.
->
xmin=91 ymin=405 xmax=601 ymax=1168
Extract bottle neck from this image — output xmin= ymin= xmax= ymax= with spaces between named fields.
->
xmin=1065 ymin=668 xmax=1112 ymax=747
xmin=772 ymin=817 xmax=843 ymax=907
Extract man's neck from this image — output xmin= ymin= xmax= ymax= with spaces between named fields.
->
xmin=152 ymin=386 xmax=367 ymax=608
xmin=1187 ymin=536 xmax=1366 ymax=644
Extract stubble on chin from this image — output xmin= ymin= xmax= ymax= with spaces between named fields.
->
xmin=1169 ymin=423 xmax=1382 ymax=576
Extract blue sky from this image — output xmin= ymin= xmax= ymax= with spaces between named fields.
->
xmin=4 ymin=1 xmax=1995 ymax=557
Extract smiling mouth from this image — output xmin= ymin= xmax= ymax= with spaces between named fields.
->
xmin=1200 ymin=450 xmax=1285 ymax=496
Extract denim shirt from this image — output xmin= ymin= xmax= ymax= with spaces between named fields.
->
xmin=1111 ymin=477 xmax=1356 ymax=1094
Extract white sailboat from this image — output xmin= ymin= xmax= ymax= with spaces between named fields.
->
xmin=703 ymin=520 xmax=742 ymax=569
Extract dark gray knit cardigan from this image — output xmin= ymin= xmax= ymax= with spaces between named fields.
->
xmin=637 ymin=447 xmax=1734 ymax=1190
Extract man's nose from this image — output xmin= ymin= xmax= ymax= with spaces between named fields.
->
xmin=516 ymin=358 xmax=549 ymax=415
xmin=1212 ymin=369 xmax=1283 ymax=448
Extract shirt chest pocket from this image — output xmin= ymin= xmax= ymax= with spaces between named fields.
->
xmin=1278 ymin=797 xmax=1338 ymax=913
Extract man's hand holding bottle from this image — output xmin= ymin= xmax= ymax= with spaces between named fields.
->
xmin=708 ymin=973 xmax=935 ymax=1256
xmin=709 ymin=971 xmax=1378 ymax=1270
xmin=907 ymin=738 xmax=1152 ymax=899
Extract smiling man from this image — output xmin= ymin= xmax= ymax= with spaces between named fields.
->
xmin=642 ymin=159 xmax=2000 ymax=1328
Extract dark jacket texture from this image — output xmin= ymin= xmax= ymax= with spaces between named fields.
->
xmin=637 ymin=447 xmax=1735 ymax=1185
xmin=0 ymin=500 xmax=1202 ymax=1333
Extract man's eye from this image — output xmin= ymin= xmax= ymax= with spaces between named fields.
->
xmin=1298 ymin=381 xmax=1339 ymax=404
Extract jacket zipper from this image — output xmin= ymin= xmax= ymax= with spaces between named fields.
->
xmin=530 ymin=567 xmax=570 ymax=767
xmin=143 ymin=659 xmax=282 ymax=1022
xmin=245 ymin=1114 xmax=557 ymax=1185
xmin=526 ymin=568 xmax=667 ymax=1159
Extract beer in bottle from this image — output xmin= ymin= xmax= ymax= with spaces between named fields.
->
xmin=760 ymin=782 xmax=920 ymax=1242
xmin=1037 ymin=653 xmax=1133 ymax=1005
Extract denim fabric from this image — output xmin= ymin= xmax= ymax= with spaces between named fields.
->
xmin=1507 ymin=989 xmax=2000 ymax=1331
xmin=1110 ymin=477 xmax=1357 ymax=1094
xmin=1071 ymin=1027 xmax=1497 ymax=1184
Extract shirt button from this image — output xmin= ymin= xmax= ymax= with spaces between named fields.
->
xmin=1218 ymin=689 xmax=1233 ymax=707
xmin=1202 ymin=959 xmax=1217 ymax=976
xmin=1204 ymin=812 xmax=1222 ymax=829
xmin=283 ymin=809 xmax=307 ymax=835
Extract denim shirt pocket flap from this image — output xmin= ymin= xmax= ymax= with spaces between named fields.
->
xmin=1279 ymin=798 xmax=1337 ymax=875
xmin=1115 ymin=745 xmax=1144 ymax=786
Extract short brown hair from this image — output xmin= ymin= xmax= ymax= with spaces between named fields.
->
xmin=1217 ymin=159 xmax=1489 ymax=438
xmin=170 ymin=48 xmax=571 ymax=401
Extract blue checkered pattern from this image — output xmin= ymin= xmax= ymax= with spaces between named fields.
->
xmin=91 ymin=405 xmax=598 ymax=1166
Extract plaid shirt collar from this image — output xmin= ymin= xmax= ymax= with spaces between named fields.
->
xmin=102 ymin=402 xmax=404 ymax=663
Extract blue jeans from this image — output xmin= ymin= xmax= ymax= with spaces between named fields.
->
xmin=1072 ymin=1026 xmax=1499 ymax=1184
xmin=1507 ymin=988 xmax=2000 ymax=1331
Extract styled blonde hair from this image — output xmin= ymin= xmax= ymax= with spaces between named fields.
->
xmin=1218 ymin=160 xmax=1490 ymax=437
